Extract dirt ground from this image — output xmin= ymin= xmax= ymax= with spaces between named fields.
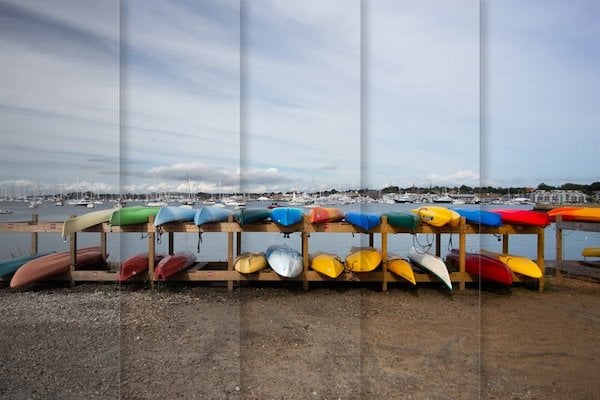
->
xmin=0 ymin=276 xmax=599 ymax=400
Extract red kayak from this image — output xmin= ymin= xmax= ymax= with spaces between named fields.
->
xmin=446 ymin=249 xmax=513 ymax=286
xmin=118 ymin=252 xmax=165 ymax=282
xmin=153 ymin=251 xmax=196 ymax=280
xmin=492 ymin=209 xmax=550 ymax=227
xmin=10 ymin=247 xmax=105 ymax=288
xmin=308 ymin=207 xmax=344 ymax=223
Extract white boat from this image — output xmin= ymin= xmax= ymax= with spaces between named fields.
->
xmin=408 ymin=247 xmax=452 ymax=290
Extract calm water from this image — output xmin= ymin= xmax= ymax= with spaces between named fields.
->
xmin=1 ymin=200 xmax=597 ymax=262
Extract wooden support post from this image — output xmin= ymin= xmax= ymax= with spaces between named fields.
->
xmin=502 ymin=234 xmax=509 ymax=254
xmin=100 ymin=232 xmax=107 ymax=260
xmin=236 ymin=232 xmax=242 ymax=257
xmin=168 ymin=232 xmax=174 ymax=255
xmin=30 ymin=214 xmax=38 ymax=255
xmin=302 ymin=231 xmax=309 ymax=291
xmin=435 ymin=233 xmax=441 ymax=257
xmin=458 ymin=217 xmax=466 ymax=291
xmin=555 ymin=215 xmax=563 ymax=274
xmin=381 ymin=216 xmax=388 ymax=292
xmin=368 ymin=232 xmax=374 ymax=248
xmin=537 ymin=227 xmax=545 ymax=292
xmin=227 ymin=214 xmax=234 ymax=291
xmin=148 ymin=216 xmax=156 ymax=289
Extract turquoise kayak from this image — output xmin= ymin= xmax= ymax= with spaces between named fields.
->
xmin=344 ymin=210 xmax=381 ymax=231
xmin=194 ymin=206 xmax=233 ymax=225
xmin=153 ymin=206 xmax=197 ymax=226
xmin=270 ymin=207 xmax=304 ymax=227
xmin=0 ymin=252 xmax=56 ymax=277
xmin=234 ymin=208 xmax=271 ymax=225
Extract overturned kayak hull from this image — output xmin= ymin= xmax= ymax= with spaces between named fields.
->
xmin=309 ymin=207 xmax=344 ymax=223
xmin=110 ymin=206 xmax=160 ymax=226
xmin=382 ymin=211 xmax=420 ymax=231
xmin=491 ymin=209 xmax=550 ymax=227
xmin=412 ymin=206 xmax=460 ymax=228
xmin=153 ymin=251 xmax=197 ymax=280
xmin=234 ymin=208 xmax=272 ymax=225
xmin=408 ymin=247 xmax=452 ymax=290
xmin=0 ymin=252 xmax=56 ymax=277
xmin=446 ymin=249 xmax=513 ymax=286
xmin=452 ymin=209 xmax=502 ymax=227
xmin=344 ymin=211 xmax=381 ymax=231
xmin=62 ymin=209 xmax=114 ymax=237
xmin=234 ymin=252 xmax=267 ymax=274
xmin=310 ymin=252 xmax=344 ymax=278
xmin=118 ymin=252 xmax=165 ymax=281
xmin=345 ymin=247 xmax=382 ymax=272
xmin=194 ymin=206 xmax=233 ymax=225
xmin=387 ymin=253 xmax=416 ymax=285
xmin=265 ymin=244 xmax=303 ymax=278
xmin=270 ymin=207 xmax=304 ymax=227
xmin=154 ymin=206 xmax=196 ymax=226
xmin=480 ymin=249 xmax=542 ymax=279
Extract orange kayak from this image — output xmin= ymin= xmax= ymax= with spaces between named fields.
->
xmin=308 ymin=207 xmax=344 ymax=223
xmin=548 ymin=207 xmax=600 ymax=223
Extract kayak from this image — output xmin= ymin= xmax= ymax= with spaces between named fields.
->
xmin=548 ymin=207 xmax=600 ymax=223
xmin=10 ymin=247 xmax=105 ymax=288
xmin=445 ymin=249 xmax=513 ymax=286
xmin=491 ymin=209 xmax=550 ymax=227
xmin=382 ymin=211 xmax=420 ymax=231
xmin=194 ymin=206 xmax=233 ymax=225
xmin=234 ymin=208 xmax=272 ymax=225
xmin=110 ymin=206 xmax=160 ymax=226
xmin=480 ymin=249 xmax=542 ymax=278
xmin=310 ymin=252 xmax=344 ymax=278
xmin=62 ymin=209 xmax=115 ymax=237
xmin=234 ymin=252 xmax=267 ymax=274
xmin=582 ymin=247 xmax=600 ymax=258
xmin=344 ymin=211 xmax=381 ymax=231
xmin=0 ymin=252 xmax=56 ymax=277
xmin=345 ymin=247 xmax=382 ymax=272
xmin=308 ymin=207 xmax=344 ymax=223
xmin=153 ymin=251 xmax=196 ymax=280
xmin=407 ymin=247 xmax=452 ymax=290
xmin=153 ymin=206 xmax=197 ymax=226
xmin=118 ymin=252 xmax=165 ymax=281
xmin=387 ymin=253 xmax=416 ymax=285
xmin=452 ymin=208 xmax=502 ymax=227
xmin=412 ymin=206 xmax=460 ymax=228
xmin=270 ymin=207 xmax=305 ymax=227
xmin=265 ymin=244 xmax=303 ymax=278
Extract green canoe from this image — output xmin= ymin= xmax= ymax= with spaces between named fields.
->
xmin=234 ymin=208 xmax=272 ymax=225
xmin=382 ymin=211 xmax=420 ymax=231
xmin=110 ymin=206 xmax=161 ymax=226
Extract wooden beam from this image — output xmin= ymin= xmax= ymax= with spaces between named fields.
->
xmin=30 ymin=214 xmax=38 ymax=255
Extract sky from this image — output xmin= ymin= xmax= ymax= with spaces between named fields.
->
xmin=0 ymin=0 xmax=598 ymax=196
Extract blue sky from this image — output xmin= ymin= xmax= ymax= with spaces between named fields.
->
xmin=0 ymin=0 xmax=598 ymax=196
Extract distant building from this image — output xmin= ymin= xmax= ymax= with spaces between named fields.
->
xmin=530 ymin=190 xmax=587 ymax=204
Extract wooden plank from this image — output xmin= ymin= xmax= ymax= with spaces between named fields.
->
xmin=148 ymin=216 xmax=156 ymax=288
xmin=555 ymin=220 xmax=600 ymax=233
xmin=30 ymin=214 xmax=38 ymax=255
xmin=537 ymin=228 xmax=545 ymax=292
xmin=459 ymin=217 xmax=466 ymax=290
xmin=0 ymin=221 xmax=63 ymax=233
xmin=555 ymin=215 xmax=563 ymax=269
xmin=381 ymin=219 xmax=388 ymax=292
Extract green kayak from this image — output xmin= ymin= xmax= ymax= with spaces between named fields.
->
xmin=234 ymin=208 xmax=272 ymax=225
xmin=110 ymin=206 xmax=161 ymax=226
xmin=382 ymin=211 xmax=420 ymax=231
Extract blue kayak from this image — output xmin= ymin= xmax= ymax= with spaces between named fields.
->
xmin=0 ymin=252 xmax=56 ymax=277
xmin=270 ymin=207 xmax=305 ymax=227
xmin=154 ymin=206 xmax=197 ymax=226
xmin=344 ymin=210 xmax=382 ymax=231
xmin=453 ymin=208 xmax=502 ymax=227
xmin=194 ymin=206 xmax=233 ymax=225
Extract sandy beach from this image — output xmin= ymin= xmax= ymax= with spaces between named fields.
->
xmin=0 ymin=275 xmax=599 ymax=400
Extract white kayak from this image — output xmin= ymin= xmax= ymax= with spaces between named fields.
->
xmin=265 ymin=244 xmax=303 ymax=278
xmin=408 ymin=247 xmax=453 ymax=290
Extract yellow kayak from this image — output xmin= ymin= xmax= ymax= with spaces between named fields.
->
xmin=234 ymin=252 xmax=267 ymax=274
xmin=582 ymin=247 xmax=600 ymax=258
xmin=480 ymin=249 xmax=542 ymax=279
xmin=310 ymin=252 xmax=344 ymax=278
xmin=387 ymin=253 xmax=416 ymax=285
xmin=412 ymin=206 xmax=460 ymax=228
xmin=345 ymin=247 xmax=382 ymax=272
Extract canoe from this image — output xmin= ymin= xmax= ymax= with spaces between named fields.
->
xmin=382 ymin=211 xmax=420 ymax=231
xmin=387 ymin=253 xmax=416 ymax=285
xmin=234 ymin=252 xmax=268 ymax=274
xmin=308 ymin=207 xmax=344 ymax=223
xmin=234 ymin=208 xmax=272 ymax=225
xmin=491 ymin=209 xmax=550 ymax=227
xmin=153 ymin=251 xmax=196 ymax=280
xmin=452 ymin=208 xmax=502 ymax=227
xmin=412 ymin=206 xmax=460 ymax=228
xmin=10 ymin=247 xmax=105 ymax=288
xmin=194 ymin=206 xmax=233 ymax=225
xmin=344 ymin=211 xmax=381 ymax=231
xmin=445 ymin=249 xmax=513 ymax=286
xmin=310 ymin=252 xmax=344 ymax=278
xmin=62 ymin=209 xmax=114 ymax=237
xmin=407 ymin=247 xmax=452 ymax=290
xmin=480 ymin=249 xmax=542 ymax=278
xmin=118 ymin=252 xmax=165 ymax=281
xmin=270 ymin=207 xmax=305 ymax=227
xmin=265 ymin=244 xmax=303 ymax=278
xmin=548 ymin=207 xmax=600 ymax=223
xmin=110 ymin=206 xmax=160 ymax=226
xmin=153 ymin=206 xmax=197 ymax=226
xmin=345 ymin=246 xmax=382 ymax=272
xmin=0 ymin=252 xmax=55 ymax=277
xmin=582 ymin=247 xmax=600 ymax=258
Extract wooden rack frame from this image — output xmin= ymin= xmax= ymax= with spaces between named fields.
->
xmin=554 ymin=214 xmax=600 ymax=271
xmin=0 ymin=213 xmax=545 ymax=291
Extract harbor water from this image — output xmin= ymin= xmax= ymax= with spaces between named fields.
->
xmin=0 ymin=201 xmax=597 ymax=263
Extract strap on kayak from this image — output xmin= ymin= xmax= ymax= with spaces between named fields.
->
xmin=197 ymin=231 xmax=203 ymax=253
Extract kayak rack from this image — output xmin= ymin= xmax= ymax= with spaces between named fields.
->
xmin=0 ymin=213 xmax=546 ymax=291
xmin=554 ymin=214 xmax=600 ymax=274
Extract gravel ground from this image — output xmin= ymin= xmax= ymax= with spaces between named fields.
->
xmin=1 ymin=277 xmax=599 ymax=399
